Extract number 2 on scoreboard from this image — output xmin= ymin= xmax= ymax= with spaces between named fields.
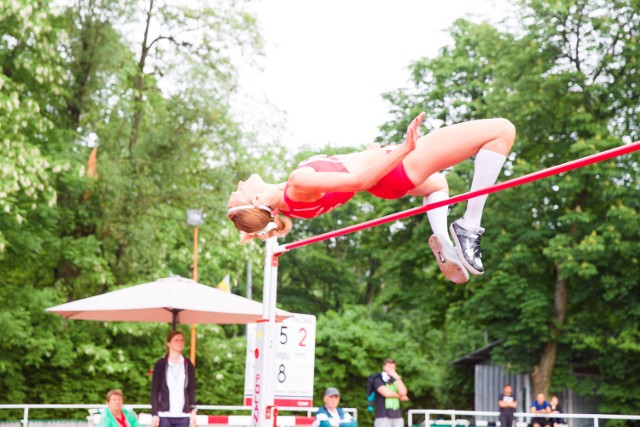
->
xmin=283 ymin=325 xmax=308 ymax=347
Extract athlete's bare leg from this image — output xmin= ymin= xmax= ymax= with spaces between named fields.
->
xmin=402 ymin=118 xmax=515 ymax=184
xmin=404 ymin=118 xmax=516 ymax=277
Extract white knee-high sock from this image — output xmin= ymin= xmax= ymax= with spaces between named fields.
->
xmin=424 ymin=191 xmax=453 ymax=245
xmin=461 ymin=149 xmax=507 ymax=228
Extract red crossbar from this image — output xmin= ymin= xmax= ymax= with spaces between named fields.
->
xmin=206 ymin=416 xmax=315 ymax=426
xmin=278 ymin=140 xmax=640 ymax=253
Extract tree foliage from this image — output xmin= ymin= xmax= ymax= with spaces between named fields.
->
xmin=375 ymin=0 xmax=640 ymax=413
xmin=0 ymin=0 xmax=266 ymax=414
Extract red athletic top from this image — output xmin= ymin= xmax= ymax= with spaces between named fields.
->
xmin=280 ymin=155 xmax=355 ymax=219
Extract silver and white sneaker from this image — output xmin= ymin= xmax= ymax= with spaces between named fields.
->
xmin=449 ymin=220 xmax=485 ymax=275
xmin=428 ymin=234 xmax=469 ymax=284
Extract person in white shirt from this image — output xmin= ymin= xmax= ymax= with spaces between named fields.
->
xmin=151 ymin=331 xmax=197 ymax=427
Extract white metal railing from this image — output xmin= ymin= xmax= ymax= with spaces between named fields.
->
xmin=0 ymin=404 xmax=357 ymax=427
xmin=408 ymin=409 xmax=640 ymax=427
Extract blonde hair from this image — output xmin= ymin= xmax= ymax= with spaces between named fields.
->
xmin=227 ymin=207 xmax=291 ymax=241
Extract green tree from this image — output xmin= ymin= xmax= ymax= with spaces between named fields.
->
xmin=378 ymin=0 xmax=640 ymax=411
xmin=0 ymin=0 xmax=270 ymax=411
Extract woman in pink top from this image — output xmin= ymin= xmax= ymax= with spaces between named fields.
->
xmin=227 ymin=113 xmax=515 ymax=284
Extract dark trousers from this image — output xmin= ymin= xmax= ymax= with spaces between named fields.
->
xmin=159 ymin=417 xmax=190 ymax=427
xmin=499 ymin=413 xmax=515 ymax=427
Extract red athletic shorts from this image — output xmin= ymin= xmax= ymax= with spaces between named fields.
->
xmin=367 ymin=153 xmax=415 ymax=200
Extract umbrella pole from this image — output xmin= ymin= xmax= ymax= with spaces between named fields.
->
xmin=172 ymin=310 xmax=179 ymax=330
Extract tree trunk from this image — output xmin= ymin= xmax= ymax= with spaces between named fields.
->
xmin=531 ymin=264 xmax=568 ymax=395
xmin=69 ymin=14 xmax=101 ymax=128
xmin=129 ymin=0 xmax=154 ymax=153
xmin=362 ymin=256 xmax=380 ymax=305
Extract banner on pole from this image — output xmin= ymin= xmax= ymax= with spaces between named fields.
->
xmin=216 ymin=274 xmax=231 ymax=292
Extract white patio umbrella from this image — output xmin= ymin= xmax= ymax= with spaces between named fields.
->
xmin=46 ymin=276 xmax=292 ymax=328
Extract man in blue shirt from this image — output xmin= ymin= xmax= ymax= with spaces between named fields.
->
xmin=530 ymin=393 xmax=551 ymax=427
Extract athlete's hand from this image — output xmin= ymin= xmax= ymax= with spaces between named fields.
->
xmin=403 ymin=112 xmax=426 ymax=152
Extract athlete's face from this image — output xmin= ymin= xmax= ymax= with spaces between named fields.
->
xmin=228 ymin=174 xmax=265 ymax=208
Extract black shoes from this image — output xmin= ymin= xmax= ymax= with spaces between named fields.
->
xmin=449 ymin=220 xmax=485 ymax=275
xmin=428 ymin=234 xmax=469 ymax=284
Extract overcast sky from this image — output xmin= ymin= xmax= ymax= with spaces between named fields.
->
xmin=234 ymin=0 xmax=510 ymax=150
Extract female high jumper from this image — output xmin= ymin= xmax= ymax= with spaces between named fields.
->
xmin=227 ymin=113 xmax=515 ymax=284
